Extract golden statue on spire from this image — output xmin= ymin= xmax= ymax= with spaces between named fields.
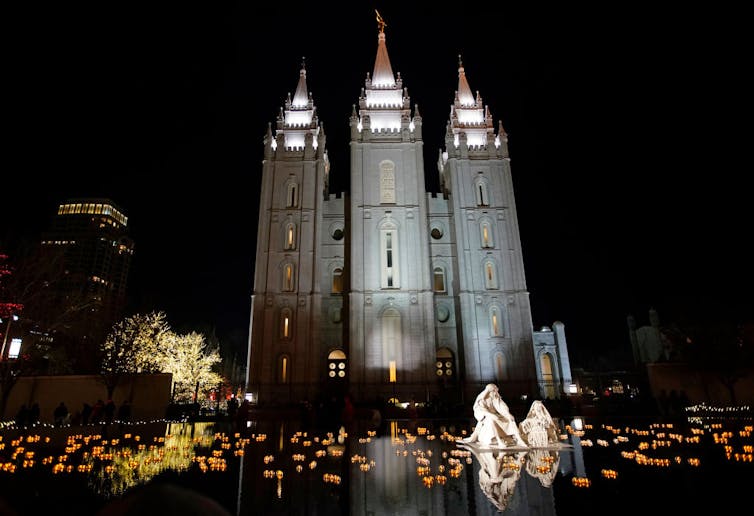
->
xmin=375 ymin=9 xmax=386 ymax=33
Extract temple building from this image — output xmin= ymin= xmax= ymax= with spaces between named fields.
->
xmin=246 ymin=21 xmax=572 ymax=404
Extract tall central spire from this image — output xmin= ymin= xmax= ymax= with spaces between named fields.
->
xmin=353 ymin=11 xmax=418 ymax=138
xmin=457 ymin=55 xmax=475 ymax=107
xmin=372 ymin=10 xmax=395 ymax=87
xmin=292 ymin=57 xmax=308 ymax=108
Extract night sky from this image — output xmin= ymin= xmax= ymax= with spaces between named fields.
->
xmin=3 ymin=3 xmax=750 ymax=367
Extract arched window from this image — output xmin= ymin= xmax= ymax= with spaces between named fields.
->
xmin=280 ymin=308 xmax=293 ymax=340
xmin=433 ymin=267 xmax=446 ymax=292
xmin=540 ymin=353 xmax=556 ymax=399
xmin=495 ymin=353 xmax=505 ymax=381
xmin=490 ymin=306 xmax=502 ymax=336
xmin=380 ymin=225 xmax=399 ymax=288
xmin=382 ymin=308 xmax=401 ymax=380
xmin=278 ymin=355 xmax=290 ymax=383
xmin=380 ymin=160 xmax=396 ymax=203
xmin=475 ymin=179 xmax=489 ymax=206
xmin=328 ymin=349 xmax=347 ymax=379
xmin=286 ymin=182 xmax=298 ymax=208
xmin=435 ymin=348 xmax=454 ymax=379
xmin=285 ymin=223 xmax=296 ymax=250
xmin=332 ymin=267 xmax=343 ymax=294
xmin=480 ymin=221 xmax=494 ymax=248
xmin=283 ymin=263 xmax=294 ymax=292
xmin=484 ymin=260 xmax=498 ymax=289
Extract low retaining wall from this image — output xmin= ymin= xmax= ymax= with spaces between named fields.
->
xmin=2 ymin=373 xmax=172 ymax=423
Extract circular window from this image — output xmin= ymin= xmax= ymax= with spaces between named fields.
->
xmin=332 ymin=228 xmax=344 ymax=241
xmin=329 ymin=363 xmax=336 ymax=370
xmin=329 ymin=371 xmax=336 ymax=378
xmin=436 ymin=369 xmax=444 ymax=376
xmin=446 ymin=370 xmax=453 ymax=376
xmin=437 ymin=305 xmax=450 ymax=323
xmin=431 ymin=227 xmax=443 ymax=240
xmin=436 ymin=361 xmax=443 ymax=369
xmin=338 ymin=363 xmax=345 ymax=370
xmin=445 ymin=361 xmax=452 ymax=368
xmin=338 ymin=371 xmax=346 ymax=378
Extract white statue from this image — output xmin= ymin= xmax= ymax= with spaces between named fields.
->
xmin=463 ymin=383 xmax=527 ymax=448
xmin=518 ymin=400 xmax=560 ymax=448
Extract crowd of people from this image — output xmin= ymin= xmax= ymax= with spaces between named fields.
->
xmin=14 ymin=398 xmax=132 ymax=427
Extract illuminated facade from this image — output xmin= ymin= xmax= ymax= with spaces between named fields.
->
xmin=247 ymin=25 xmax=571 ymax=404
xmin=41 ymin=198 xmax=134 ymax=372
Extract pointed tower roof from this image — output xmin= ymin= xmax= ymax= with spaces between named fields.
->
xmin=445 ymin=57 xmax=499 ymax=152
xmin=292 ymin=58 xmax=308 ymax=108
xmin=372 ymin=11 xmax=395 ymax=87
xmin=457 ymin=55 xmax=475 ymax=107
xmin=277 ymin=60 xmax=321 ymax=151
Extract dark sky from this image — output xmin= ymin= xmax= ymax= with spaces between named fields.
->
xmin=3 ymin=3 xmax=750 ymax=367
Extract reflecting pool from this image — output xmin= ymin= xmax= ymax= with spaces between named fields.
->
xmin=1 ymin=413 xmax=752 ymax=515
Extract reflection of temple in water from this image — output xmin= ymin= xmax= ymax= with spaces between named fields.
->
xmin=349 ymin=430 xmax=561 ymax=515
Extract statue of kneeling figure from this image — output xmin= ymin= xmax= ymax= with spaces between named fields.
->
xmin=518 ymin=399 xmax=560 ymax=448
xmin=462 ymin=383 xmax=528 ymax=448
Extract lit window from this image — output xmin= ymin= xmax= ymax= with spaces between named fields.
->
xmin=383 ymin=308 xmax=401 ymax=381
xmin=280 ymin=309 xmax=293 ymax=340
xmin=9 ymin=338 xmax=22 ymax=359
xmin=495 ymin=353 xmax=505 ymax=381
xmin=380 ymin=228 xmax=399 ymax=288
xmin=279 ymin=355 xmax=289 ymax=383
xmin=481 ymin=222 xmax=494 ymax=248
xmin=491 ymin=307 xmax=501 ymax=336
xmin=327 ymin=350 xmax=347 ymax=380
xmin=484 ymin=260 xmax=498 ymax=289
xmin=332 ymin=267 xmax=343 ymax=294
xmin=433 ymin=267 xmax=446 ymax=292
xmin=283 ymin=264 xmax=294 ymax=291
xmin=285 ymin=223 xmax=296 ymax=250
xmin=436 ymin=348 xmax=454 ymax=379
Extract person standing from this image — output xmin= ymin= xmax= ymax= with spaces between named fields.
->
xmin=81 ymin=402 xmax=92 ymax=425
xmin=53 ymin=402 xmax=69 ymax=427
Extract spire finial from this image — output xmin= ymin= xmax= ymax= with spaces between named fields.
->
xmin=375 ymin=9 xmax=386 ymax=33
xmin=458 ymin=54 xmax=463 ymax=68
xmin=301 ymin=56 xmax=306 ymax=72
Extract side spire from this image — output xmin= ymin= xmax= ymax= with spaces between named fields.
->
xmin=446 ymin=57 xmax=500 ymax=152
xmin=277 ymin=60 xmax=321 ymax=151
xmin=292 ymin=57 xmax=308 ymax=108
xmin=372 ymin=10 xmax=395 ymax=87
xmin=457 ymin=54 xmax=475 ymax=107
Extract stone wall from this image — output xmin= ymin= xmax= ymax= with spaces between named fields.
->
xmin=647 ymin=363 xmax=754 ymax=405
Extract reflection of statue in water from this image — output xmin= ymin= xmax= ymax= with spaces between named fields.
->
xmin=525 ymin=448 xmax=561 ymax=487
xmin=467 ymin=446 xmax=526 ymax=512
xmin=463 ymin=384 xmax=527 ymax=448
xmin=518 ymin=400 xmax=560 ymax=448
